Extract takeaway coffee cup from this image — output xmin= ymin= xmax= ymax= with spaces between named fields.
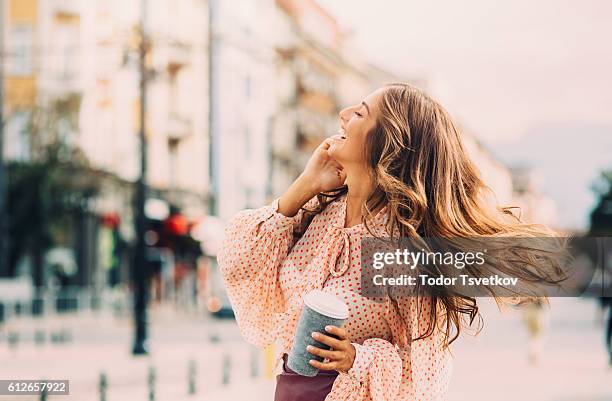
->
xmin=287 ymin=289 xmax=349 ymax=377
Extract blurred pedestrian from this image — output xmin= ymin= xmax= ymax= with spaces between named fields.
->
xmin=602 ymin=294 xmax=612 ymax=366
xmin=522 ymin=298 xmax=548 ymax=365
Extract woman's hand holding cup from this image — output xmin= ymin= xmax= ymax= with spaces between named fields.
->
xmin=307 ymin=325 xmax=356 ymax=374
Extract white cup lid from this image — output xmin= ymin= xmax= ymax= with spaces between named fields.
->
xmin=303 ymin=290 xmax=349 ymax=319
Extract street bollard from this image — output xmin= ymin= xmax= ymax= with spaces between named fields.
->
xmin=61 ymin=327 xmax=72 ymax=343
xmin=34 ymin=329 xmax=46 ymax=346
xmin=99 ymin=372 xmax=107 ymax=401
xmin=148 ymin=366 xmax=156 ymax=401
xmin=39 ymin=383 xmax=47 ymax=401
xmin=264 ymin=344 xmax=275 ymax=379
xmin=50 ymin=330 xmax=61 ymax=344
xmin=188 ymin=359 xmax=196 ymax=395
xmin=221 ymin=353 xmax=231 ymax=385
xmin=250 ymin=348 xmax=259 ymax=378
xmin=7 ymin=331 xmax=18 ymax=349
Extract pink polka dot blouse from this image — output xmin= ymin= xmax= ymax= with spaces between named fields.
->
xmin=218 ymin=194 xmax=452 ymax=400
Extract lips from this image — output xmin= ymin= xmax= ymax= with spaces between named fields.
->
xmin=329 ymin=128 xmax=347 ymax=143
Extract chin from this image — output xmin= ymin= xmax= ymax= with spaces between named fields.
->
xmin=330 ymin=154 xmax=350 ymax=170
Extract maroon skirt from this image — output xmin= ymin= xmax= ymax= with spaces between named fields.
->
xmin=274 ymin=353 xmax=339 ymax=401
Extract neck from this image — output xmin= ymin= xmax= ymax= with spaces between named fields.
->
xmin=344 ymin=167 xmax=374 ymax=227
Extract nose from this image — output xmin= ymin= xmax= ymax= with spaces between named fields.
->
xmin=338 ymin=107 xmax=350 ymax=128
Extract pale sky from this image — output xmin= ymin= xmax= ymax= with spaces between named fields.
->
xmin=318 ymin=0 xmax=612 ymax=229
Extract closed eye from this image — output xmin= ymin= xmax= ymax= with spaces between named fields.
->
xmin=354 ymin=111 xmax=362 ymax=117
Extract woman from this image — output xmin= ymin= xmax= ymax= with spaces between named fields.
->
xmin=218 ymin=83 xmax=564 ymax=400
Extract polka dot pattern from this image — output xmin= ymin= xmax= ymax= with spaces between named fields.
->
xmin=218 ymin=195 xmax=452 ymax=400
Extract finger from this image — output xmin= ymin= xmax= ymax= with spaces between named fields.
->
xmin=320 ymin=138 xmax=334 ymax=150
xmin=306 ymin=345 xmax=344 ymax=360
xmin=331 ymin=162 xmax=344 ymax=173
xmin=309 ymin=358 xmax=338 ymax=371
xmin=312 ymin=331 xmax=344 ymax=349
xmin=324 ymin=325 xmax=348 ymax=340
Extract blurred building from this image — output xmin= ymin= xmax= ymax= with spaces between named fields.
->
xmin=463 ymin=136 xmax=558 ymax=226
xmin=271 ymin=0 xmax=417 ymax=198
xmin=2 ymin=0 xmax=209 ymax=288
xmin=462 ymin=134 xmax=515 ymax=206
xmin=208 ymin=0 xmax=277 ymax=220
xmin=1 ymin=0 xmax=558 ymax=294
xmin=272 ymin=0 xmax=343 ymax=196
xmin=510 ymin=167 xmax=558 ymax=226
xmin=4 ymin=0 xmax=208 ymax=196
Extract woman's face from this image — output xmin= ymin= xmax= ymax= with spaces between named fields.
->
xmin=328 ymin=87 xmax=384 ymax=168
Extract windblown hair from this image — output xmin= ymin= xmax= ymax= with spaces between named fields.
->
xmin=303 ymin=83 xmax=567 ymax=348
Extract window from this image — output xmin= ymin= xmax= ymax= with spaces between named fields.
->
xmin=53 ymin=20 xmax=80 ymax=81
xmin=6 ymin=111 xmax=31 ymax=160
xmin=7 ymin=25 xmax=34 ymax=76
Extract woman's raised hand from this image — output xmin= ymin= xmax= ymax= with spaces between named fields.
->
xmin=301 ymin=137 xmax=346 ymax=193
xmin=277 ymin=137 xmax=345 ymax=218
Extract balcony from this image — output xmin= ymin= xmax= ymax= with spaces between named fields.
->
xmin=165 ymin=43 xmax=191 ymax=75
xmin=167 ymin=113 xmax=192 ymax=141
xmin=53 ymin=0 xmax=81 ymax=17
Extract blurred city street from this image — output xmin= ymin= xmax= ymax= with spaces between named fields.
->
xmin=1 ymin=0 xmax=611 ymax=400
xmin=448 ymin=298 xmax=611 ymax=401
xmin=0 ymin=297 xmax=609 ymax=401
xmin=0 ymin=303 xmax=277 ymax=401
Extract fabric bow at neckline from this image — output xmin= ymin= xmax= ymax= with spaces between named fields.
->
xmin=322 ymin=224 xmax=352 ymax=278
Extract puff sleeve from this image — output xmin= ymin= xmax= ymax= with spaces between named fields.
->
xmin=217 ymin=197 xmax=318 ymax=347
xmin=326 ymin=296 xmax=452 ymax=401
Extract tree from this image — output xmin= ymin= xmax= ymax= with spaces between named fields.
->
xmin=4 ymin=93 xmax=101 ymax=285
